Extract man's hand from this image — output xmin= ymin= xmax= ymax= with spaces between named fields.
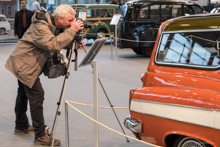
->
xmin=71 ymin=19 xmax=84 ymax=32
xmin=77 ymin=41 xmax=86 ymax=49
xmin=14 ymin=34 xmax=18 ymax=39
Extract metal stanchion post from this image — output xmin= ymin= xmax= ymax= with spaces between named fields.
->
xmin=111 ymin=37 xmax=113 ymax=60
xmin=93 ymin=62 xmax=99 ymax=147
xmin=65 ymin=102 xmax=69 ymax=147
xmin=115 ymin=25 xmax=118 ymax=60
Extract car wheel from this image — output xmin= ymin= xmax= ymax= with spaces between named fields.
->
xmin=141 ymin=46 xmax=153 ymax=57
xmin=173 ymin=136 xmax=209 ymax=147
xmin=132 ymin=48 xmax=143 ymax=54
xmin=96 ymin=29 xmax=106 ymax=39
xmin=0 ymin=28 xmax=5 ymax=35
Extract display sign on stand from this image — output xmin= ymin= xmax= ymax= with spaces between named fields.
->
xmin=110 ymin=14 xmax=121 ymax=60
xmin=79 ymin=12 xmax=86 ymax=20
xmin=78 ymin=37 xmax=107 ymax=147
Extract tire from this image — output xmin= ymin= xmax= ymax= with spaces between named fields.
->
xmin=0 ymin=28 xmax=5 ymax=35
xmin=141 ymin=46 xmax=153 ymax=57
xmin=96 ymin=29 xmax=106 ymax=39
xmin=173 ymin=136 xmax=210 ymax=147
xmin=132 ymin=48 xmax=143 ymax=54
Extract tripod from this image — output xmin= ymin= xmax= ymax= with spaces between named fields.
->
xmin=50 ymin=40 xmax=77 ymax=147
xmin=50 ymin=38 xmax=129 ymax=147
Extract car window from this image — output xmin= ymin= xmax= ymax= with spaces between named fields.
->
xmin=171 ymin=5 xmax=182 ymax=17
xmin=139 ymin=4 xmax=188 ymax=20
xmin=139 ymin=4 xmax=160 ymax=19
xmin=191 ymin=5 xmax=205 ymax=14
xmin=156 ymin=31 xmax=220 ymax=67
xmin=76 ymin=8 xmax=86 ymax=17
xmin=183 ymin=5 xmax=194 ymax=15
xmin=87 ymin=9 xmax=91 ymax=17
xmin=210 ymin=8 xmax=217 ymax=13
xmin=88 ymin=9 xmax=100 ymax=18
xmin=0 ymin=17 xmax=6 ymax=22
xmin=150 ymin=5 xmax=160 ymax=19
xmin=161 ymin=5 xmax=182 ymax=19
xmin=86 ymin=8 xmax=114 ymax=18
xmin=161 ymin=5 xmax=171 ymax=19
xmin=100 ymin=9 xmax=114 ymax=17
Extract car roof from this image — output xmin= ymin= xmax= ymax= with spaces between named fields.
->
xmin=163 ymin=13 xmax=220 ymax=32
xmin=127 ymin=0 xmax=200 ymax=5
xmin=71 ymin=4 xmax=119 ymax=9
xmin=0 ymin=14 xmax=6 ymax=17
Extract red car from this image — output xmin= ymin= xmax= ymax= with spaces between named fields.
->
xmin=124 ymin=13 xmax=220 ymax=147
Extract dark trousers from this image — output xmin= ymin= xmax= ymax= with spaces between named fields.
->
xmin=18 ymin=27 xmax=27 ymax=39
xmin=15 ymin=77 xmax=46 ymax=139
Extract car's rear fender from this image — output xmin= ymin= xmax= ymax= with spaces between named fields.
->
xmin=129 ymin=87 xmax=218 ymax=146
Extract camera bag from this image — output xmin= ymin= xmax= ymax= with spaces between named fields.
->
xmin=42 ymin=51 xmax=67 ymax=79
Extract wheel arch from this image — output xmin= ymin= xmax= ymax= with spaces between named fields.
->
xmin=0 ymin=27 xmax=6 ymax=33
xmin=85 ymin=22 xmax=110 ymax=39
xmin=165 ymin=134 xmax=214 ymax=147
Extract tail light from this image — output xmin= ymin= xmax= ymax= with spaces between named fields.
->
xmin=129 ymin=89 xmax=136 ymax=109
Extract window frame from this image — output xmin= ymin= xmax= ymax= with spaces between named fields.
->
xmin=154 ymin=29 xmax=220 ymax=70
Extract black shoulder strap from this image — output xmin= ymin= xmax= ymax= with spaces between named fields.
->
xmin=35 ymin=10 xmax=48 ymax=22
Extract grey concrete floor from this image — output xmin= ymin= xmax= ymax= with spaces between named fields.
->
xmin=0 ymin=42 xmax=153 ymax=147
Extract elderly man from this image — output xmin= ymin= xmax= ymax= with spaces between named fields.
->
xmin=5 ymin=4 xmax=84 ymax=146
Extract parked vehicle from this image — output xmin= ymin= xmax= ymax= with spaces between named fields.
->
xmin=117 ymin=0 xmax=206 ymax=57
xmin=71 ymin=4 xmax=119 ymax=39
xmin=210 ymin=2 xmax=220 ymax=13
xmin=124 ymin=13 xmax=220 ymax=147
xmin=0 ymin=14 xmax=11 ymax=35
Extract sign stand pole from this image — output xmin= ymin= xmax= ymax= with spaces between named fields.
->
xmin=111 ymin=37 xmax=113 ymax=60
xmin=110 ymin=14 xmax=121 ymax=60
xmin=93 ymin=61 xmax=99 ymax=147
xmin=115 ymin=25 xmax=118 ymax=60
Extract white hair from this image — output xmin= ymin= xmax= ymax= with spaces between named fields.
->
xmin=52 ymin=4 xmax=76 ymax=19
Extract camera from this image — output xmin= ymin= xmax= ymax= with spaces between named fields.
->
xmin=74 ymin=18 xmax=92 ymax=43
xmin=76 ymin=18 xmax=92 ymax=29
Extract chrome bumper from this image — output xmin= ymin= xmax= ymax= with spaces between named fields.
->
xmin=124 ymin=115 xmax=142 ymax=133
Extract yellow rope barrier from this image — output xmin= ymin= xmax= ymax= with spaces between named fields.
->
xmin=66 ymin=101 xmax=161 ymax=147
xmin=67 ymin=101 xmax=128 ymax=109
xmin=82 ymin=32 xmax=219 ymax=44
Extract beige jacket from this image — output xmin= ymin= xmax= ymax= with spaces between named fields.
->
xmin=5 ymin=12 xmax=76 ymax=88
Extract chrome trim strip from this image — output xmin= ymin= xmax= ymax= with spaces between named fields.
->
xmin=164 ymin=28 xmax=220 ymax=34
xmin=131 ymin=109 xmax=213 ymax=129
xmin=130 ymin=99 xmax=215 ymax=129
xmin=154 ymin=61 xmax=220 ymax=69
xmin=132 ymin=99 xmax=213 ymax=111
xmin=215 ymin=109 xmax=220 ymax=112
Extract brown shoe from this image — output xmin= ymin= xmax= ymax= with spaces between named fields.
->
xmin=14 ymin=125 xmax=34 ymax=135
xmin=34 ymin=136 xmax=61 ymax=146
xmin=34 ymin=126 xmax=61 ymax=146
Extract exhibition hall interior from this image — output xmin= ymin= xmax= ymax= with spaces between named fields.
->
xmin=1 ymin=0 xmax=220 ymax=147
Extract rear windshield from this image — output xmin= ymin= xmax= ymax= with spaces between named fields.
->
xmin=156 ymin=31 xmax=220 ymax=68
xmin=126 ymin=3 xmax=204 ymax=21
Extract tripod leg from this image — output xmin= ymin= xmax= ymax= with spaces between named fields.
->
xmin=51 ymin=41 xmax=76 ymax=147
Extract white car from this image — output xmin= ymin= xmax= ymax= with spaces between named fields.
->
xmin=0 ymin=14 xmax=11 ymax=35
